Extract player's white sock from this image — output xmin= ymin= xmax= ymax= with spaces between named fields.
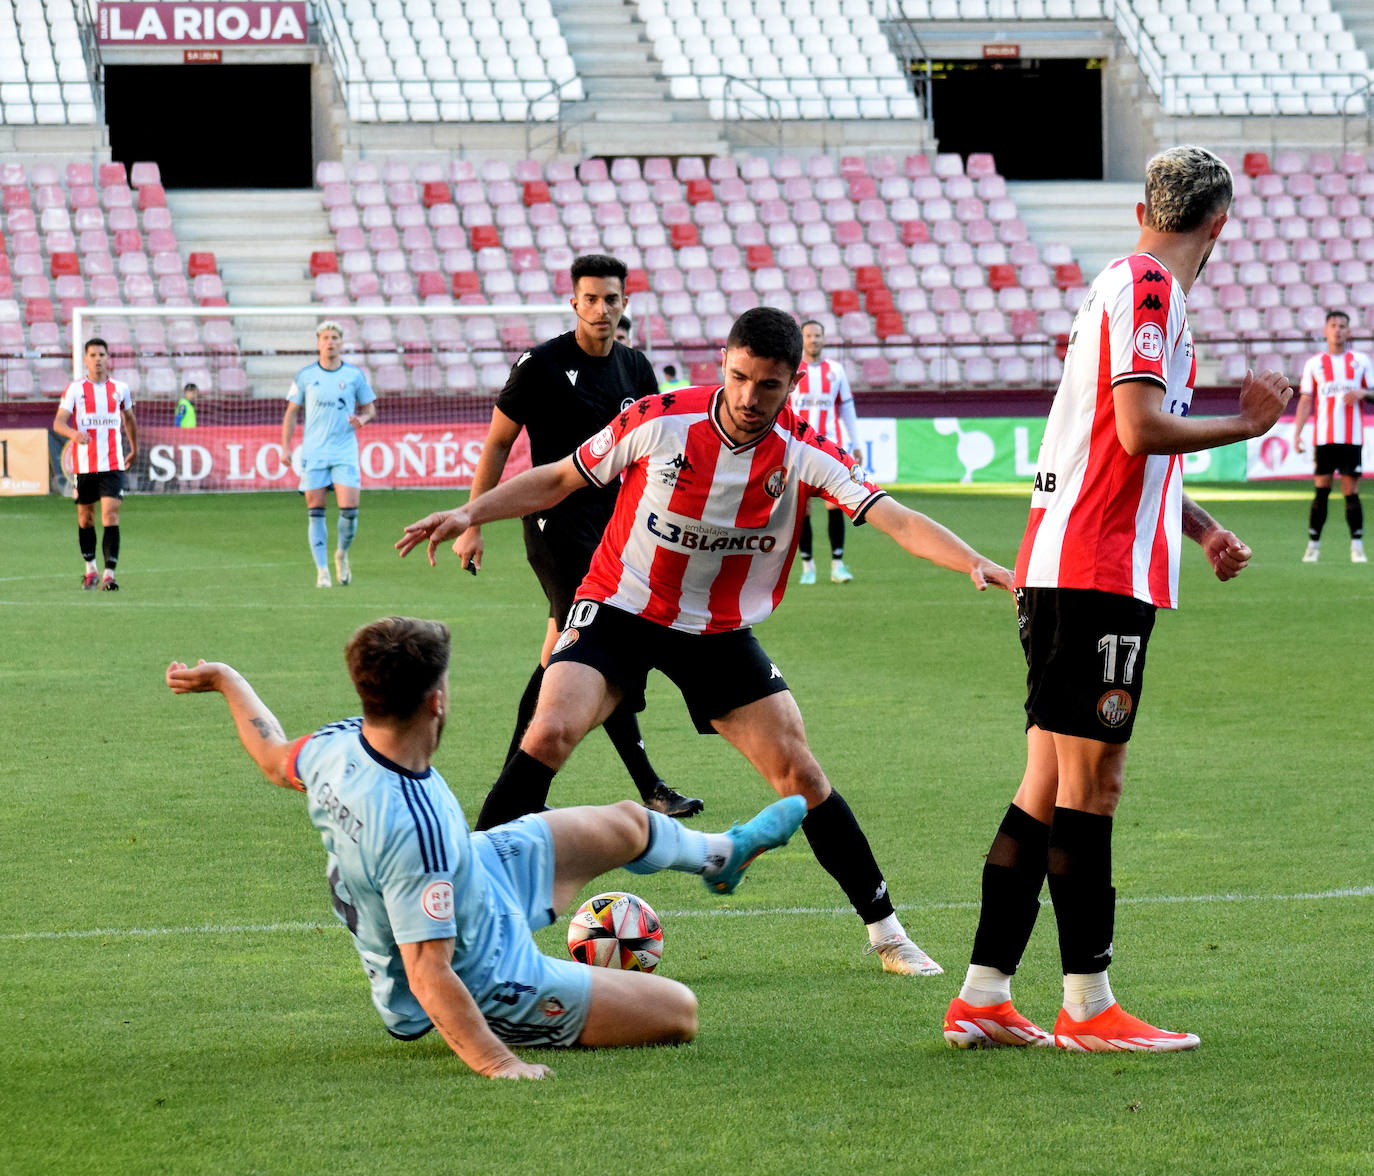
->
xmin=801 ymin=558 xmax=816 ymax=573
xmin=1062 ymin=971 xmax=1115 ymax=1021
xmin=84 ymin=558 xmax=98 ymax=574
xmin=959 ymin=963 xmax=1013 ymax=1007
xmin=865 ymin=913 xmax=905 ymax=944
xmin=624 ymin=809 xmax=729 ymax=876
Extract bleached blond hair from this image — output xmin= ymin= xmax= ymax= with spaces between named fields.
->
xmin=316 ymin=320 xmax=344 ymax=337
xmin=1142 ymin=145 xmax=1233 ymax=234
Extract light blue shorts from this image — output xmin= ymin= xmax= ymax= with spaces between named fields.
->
xmin=300 ymin=461 xmax=361 ymax=491
xmin=467 ymin=814 xmax=593 ymax=1047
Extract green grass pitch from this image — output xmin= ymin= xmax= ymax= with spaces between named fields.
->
xmin=1 ymin=485 xmax=1370 ymax=1175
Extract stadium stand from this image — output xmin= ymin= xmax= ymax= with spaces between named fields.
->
xmin=0 ymin=0 xmax=97 ymax=124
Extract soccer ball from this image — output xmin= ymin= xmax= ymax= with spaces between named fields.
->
xmin=566 ymin=891 xmax=664 ymax=972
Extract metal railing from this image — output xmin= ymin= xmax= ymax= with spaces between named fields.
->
xmin=1343 ymin=77 xmax=1374 ymax=154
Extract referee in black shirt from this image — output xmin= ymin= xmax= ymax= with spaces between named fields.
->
xmin=457 ymin=254 xmax=704 ymax=824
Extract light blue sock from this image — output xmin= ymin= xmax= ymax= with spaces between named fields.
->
xmin=307 ymin=508 xmax=328 ymax=569
xmin=337 ymin=507 xmax=358 ymax=551
xmin=625 ymin=809 xmax=724 ymax=875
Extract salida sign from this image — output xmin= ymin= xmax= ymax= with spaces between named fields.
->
xmin=139 ymin=423 xmax=530 ymax=491
xmin=97 ymin=3 xmax=306 ymax=44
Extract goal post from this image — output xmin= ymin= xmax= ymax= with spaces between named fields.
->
xmin=69 ymin=302 xmax=584 ymax=494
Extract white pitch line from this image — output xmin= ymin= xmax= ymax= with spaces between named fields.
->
xmin=2 ymin=886 xmax=1368 ymax=944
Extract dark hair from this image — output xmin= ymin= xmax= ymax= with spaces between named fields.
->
xmin=1325 ymin=309 xmax=1351 ymax=324
xmin=182 ymin=383 xmax=199 ymax=392
xmin=801 ymin=320 xmax=823 ymax=332
xmin=725 ymin=307 xmax=803 ymax=370
xmin=570 ymin=253 xmax=627 ymax=289
xmin=345 ymin=617 xmax=451 ymax=722
xmin=84 ymin=337 xmax=108 ymax=353
xmin=663 ymin=364 xmax=677 ymax=378
xmin=618 ymin=313 xmax=632 ymax=331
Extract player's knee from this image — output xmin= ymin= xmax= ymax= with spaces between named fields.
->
xmin=772 ymin=758 xmax=830 ymax=807
xmin=521 ymin=713 xmax=581 ymax=766
xmin=661 ymin=980 xmax=699 ymax=1042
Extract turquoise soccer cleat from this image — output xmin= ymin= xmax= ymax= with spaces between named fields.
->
xmin=704 ymin=794 xmax=807 ymax=895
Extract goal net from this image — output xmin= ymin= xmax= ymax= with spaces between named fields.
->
xmin=69 ymin=302 xmax=581 ymax=493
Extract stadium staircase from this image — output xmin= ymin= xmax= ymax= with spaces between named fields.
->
xmin=549 ymin=0 xmax=729 ymax=157
xmin=165 ymin=189 xmax=333 ymax=392
xmin=1004 ymin=182 xmax=1140 ymax=279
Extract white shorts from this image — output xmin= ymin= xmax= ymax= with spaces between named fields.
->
xmin=467 ymin=814 xmax=593 ymax=1047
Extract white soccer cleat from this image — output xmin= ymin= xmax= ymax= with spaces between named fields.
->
xmin=316 ymin=566 xmax=332 ymax=588
xmin=830 ymin=559 xmax=854 ymax=583
xmin=335 ymin=549 xmax=352 ymax=584
xmin=1352 ymin=539 xmax=1367 ymax=564
xmin=1053 ymin=1003 xmax=1200 ymax=1052
xmin=1302 ymin=541 xmax=1320 ymax=563
xmin=864 ymin=933 xmax=944 ymax=976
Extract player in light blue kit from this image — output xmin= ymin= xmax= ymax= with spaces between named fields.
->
xmin=281 ymin=320 xmax=377 ymax=588
xmin=166 ymin=615 xmax=806 ymax=1081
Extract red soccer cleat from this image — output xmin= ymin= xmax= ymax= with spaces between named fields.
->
xmin=81 ymin=570 xmax=99 ymax=589
xmin=943 ymin=997 xmax=1054 ymax=1048
xmin=1053 ymin=1002 xmax=1200 ymax=1052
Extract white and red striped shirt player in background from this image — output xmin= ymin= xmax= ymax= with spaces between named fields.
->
xmin=790 ymin=320 xmax=863 ymax=585
xmin=398 ymin=307 xmax=1014 ymax=977
xmin=946 ymin=147 xmax=1292 ymax=1055
xmin=1292 ymin=309 xmax=1372 ymax=563
xmin=52 ymin=337 xmax=138 ymax=591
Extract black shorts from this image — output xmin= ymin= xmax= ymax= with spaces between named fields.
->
xmin=1314 ymin=443 xmax=1362 ymax=478
xmin=547 ymin=600 xmax=790 ymax=734
xmin=75 ymin=471 xmax=124 ymax=505
xmin=1018 ymin=587 xmax=1156 ymax=744
xmin=523 ymin=516 xmax=596 ymax=622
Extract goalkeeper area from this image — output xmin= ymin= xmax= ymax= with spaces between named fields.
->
xmin=70 ymin=301 xmax=579 ymax=492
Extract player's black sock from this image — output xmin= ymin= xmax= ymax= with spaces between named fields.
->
xmin=101 ymin=525 xmax=120 ymax=570
xmin=1309 ymin=485 xmax=1331 ymax=539
xmin=475 ymin=749 xmax=556 ymax=831
xmin=78 ymin=524 xmax=96 ymax=562
xmin=799 ymin=514 xmax=813 ymax=562
xmin=970 ymin=803 xmax=1050 ymax=974
xmin=504 ymin=664 xmax=544 ymax=766
xmin=827 ymin=508 xmax=845 ymax=558
xmin=602 ymin=702 xmax=662 ymax=798
xmin=1345 ymin=493 xmax=1363 ymax=539
xmin=802 ymin=789 xmax=895 ymax=923
xmin=1046 ymin=806 xmax=1115 ymax=975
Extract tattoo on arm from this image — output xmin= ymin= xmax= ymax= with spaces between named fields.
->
xmin=1181 ymin=496 xmax=1217 ymax=543
xmin=250 ymin=716 xmax=285 ymax=742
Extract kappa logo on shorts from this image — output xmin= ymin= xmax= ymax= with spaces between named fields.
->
xmin=1097 ymin=689 xmax=1133 ymax=728
xmin=421 ymin=880 xmax=454 ymax=921
xmin=551 ymin=627 xmax=580 ymax=655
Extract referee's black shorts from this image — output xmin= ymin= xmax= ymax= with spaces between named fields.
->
xmin=522 ymin=516 xmax=596 ymax=622
xmin=1018 ymin=587 xmax=1156 ymax=745
xmin=547 ymin=600 xmax=790 ymax=734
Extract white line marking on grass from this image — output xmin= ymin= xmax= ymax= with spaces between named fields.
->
xmin=0 ymin=562 xmax=296 ymax=583
xmin=3 ymin=886 xmax=1369 ymax=943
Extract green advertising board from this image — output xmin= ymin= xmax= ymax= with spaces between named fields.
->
xmin=894 ymin=417 xmax=1248 ymax=485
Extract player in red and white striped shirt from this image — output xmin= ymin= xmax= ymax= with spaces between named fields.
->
xmin=399 ymin=308 xmax=1014 ymax=976
xmin=945 ymin=147 xmax=1292 ymax=1054
xmin=1292 ymin=310 xmax=1373 ymax=563
xmin=52 ymin=338 xmax=139 ymax=591
xmin=791 ymin=321 xmax=863 ymax=584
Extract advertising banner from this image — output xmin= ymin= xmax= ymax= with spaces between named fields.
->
xmin=97 ymin=3 xmax=307 ymax=44
xmin=141 ymin=422 xmax=531 ymax=492
xmin=0 ymin=428 xmax=50 ymax=496
xmin=894 ymin=417 xmax=1247 ymax=485
xmin=1245 ymin=421 xmax=1374 ymax=480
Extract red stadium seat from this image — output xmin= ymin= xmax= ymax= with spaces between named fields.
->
xmin=670 ymin=223 xmax=699 ymax=249
xmin=685 ymin=178 xmax=714 ymax=205
xmin=899 ymin=221 xmax=929 ymax=245
xmin=873 ymin=311 xmax=904 ymax=339
xmin=469 ymin=225 xmax=500 ymax=251
xmin=50 ymin=252 xmax=79 ymax=277
xmin=187 ymin=251 xmax=217 ymax=276
xmin=865 ymin=288 xmax=894 ymax=313
xmin=521 ymin=180 xmax=550 ymax=206
xmin=137 ymin=184 xmax=167 ymax=210
xmin=688 ymin=361 xmax=716 ymax=384
xmin=847 ymin=176 xmax=877 ymax=201
xmin=25 ymin=298 xmax=54 ymax=324
xmin=98 ymin=162 xmax=127 ymax=187
xmin=421 ymin=180 xmax=452 ymax=208
xmin=451 ymin=271 xmax=481 ymax=296
xmin=987 ymin=263 xmax=1017 ymax=290
xmin=854 ymin=265 xmax=883 ymax=292
xmin=113 ymin=230 xmax=143 ymax=255
xmin=1053 ymin=262 xmax=1083 ymax=289
xmin=831 ymin=289 xmax=860 ymax=315
xmin=416 ymin=271 xmax=446 ymax=298
xmin=1243 ymin=152 xmax=1271 ymax=177
xmin=2 ymin=185 xmax=30 ymax=211
xmin=745 ymin=244 xmax=774 ymax=270
xmin=624 ymin=267 xmax=649 ymax=293
xmin=309 ymin=251 xmax=338 ymax=276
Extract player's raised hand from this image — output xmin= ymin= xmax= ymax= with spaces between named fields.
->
xmin=1237 ymin=368 xmax=1292 ymax=436
xmin=166 ymin=659 xmax=226 ymax=693
xmin=396 ymin=509 xmax=471 ymax=565
xmin=1201 ymin=528 xmax=1252 ymax=582
xmin=970 ymin=559 xmax=1015 ymax=595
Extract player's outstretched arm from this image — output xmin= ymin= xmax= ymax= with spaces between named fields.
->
xmin=396 ymin=457 xmax=586 ymax=565
xmin=165 ymin=661 xmax=298 ymax=790
xmin=865 ymin=496 xmax=1015 ymax=593
xmin=1182 ymin=496 xmax=1251 ymax=582
xmin=1114 ymin=370 xmax=1292 ymax=456
xmin=399 ymin=938 xmax=551 ymax=1080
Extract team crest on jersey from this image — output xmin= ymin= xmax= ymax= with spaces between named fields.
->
xmin=764 ymin=466 xmax=787 ymax=498
xmin=552 ymin=627 xmax=580 ymax=655
xmin=421 ymin=880 xmax=454 ymax=920
xmin=1096 ymin=689 xmax=1133 ymax=728
xmin=848 ymin=463 xmax=866 ymax=484
xmin=588 ymin=425 xmax=615 ymax=458
xmin=1133 ymin=322 xmax=1164 ymax=361
xmin=542 ymin=997 xmax=567 ymax=1018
